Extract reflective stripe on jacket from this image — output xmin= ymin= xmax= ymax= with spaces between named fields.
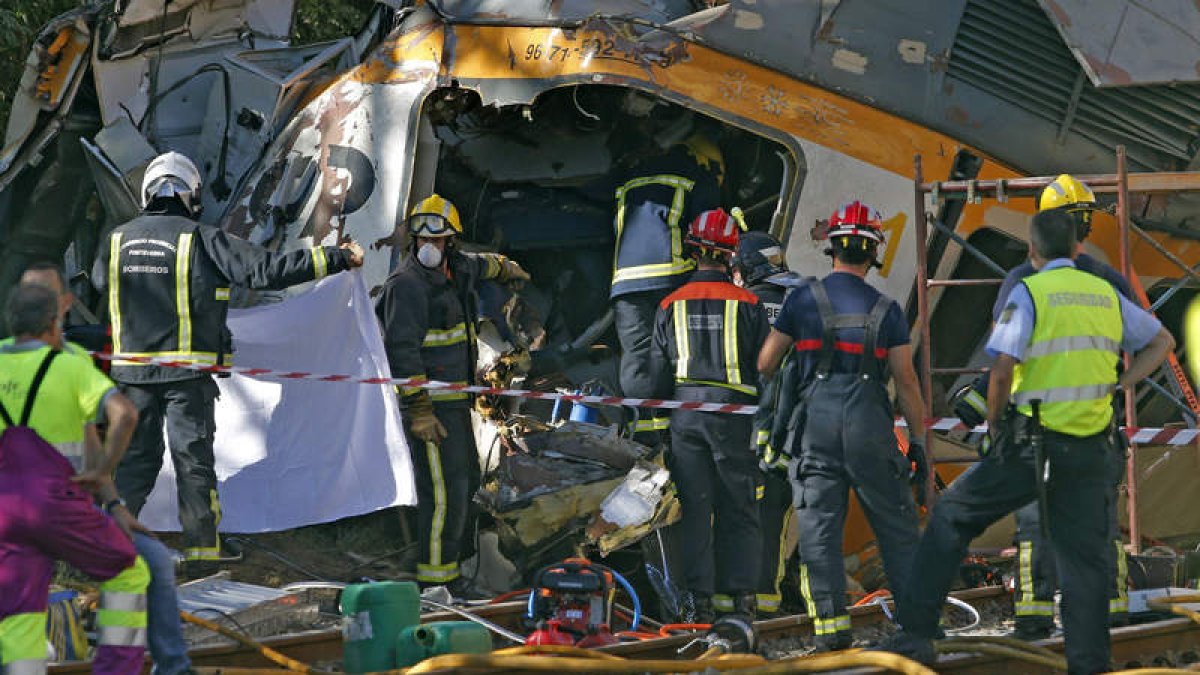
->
xmin=1013 ymin=267 xmax=1122 ymax=436
xmin=609 ymin=146 xmax=720 ymax=298
xmin=652 ymin=270 xmax=770 ymax=397
xmin=95 ymin=214 xmax=348 ymax=384
xmin=376 ymin=251 xmax=509 ymax=408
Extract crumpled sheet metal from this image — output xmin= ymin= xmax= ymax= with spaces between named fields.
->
xmin=480 ymin=424 xmax=652 ymax=513
xmin=478 ymin=423 xmax=673 ymax=557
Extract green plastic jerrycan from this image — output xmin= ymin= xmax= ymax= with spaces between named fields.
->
xmin=395 ymin=621 xmax=492 ymax=667
xmin=340 ymin=581 xmax=420 ymax=673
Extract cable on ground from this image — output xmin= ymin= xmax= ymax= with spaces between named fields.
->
xmin=181 ymin=611 xmax=331 ymax=674
xmin=935 ymin=636 xmax=1067 ymax=670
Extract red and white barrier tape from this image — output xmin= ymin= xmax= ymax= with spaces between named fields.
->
xmin=93 ymin=353 xmax=1200 ymax=445
xmin=902 ymin=418 xmax=1199 ymax=446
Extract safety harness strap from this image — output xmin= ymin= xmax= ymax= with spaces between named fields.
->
xmin=0 ymin=350 xmax=60 ymax=429
xmin=810 ymin=280 xmax=838 ymax=378
xmin=858 ymin=295 xmax=892 ymax=380
xmin=810 ymin=281 xmax=873 ymax=378
xmin=0 ymin=392 xmax=11 ymax=429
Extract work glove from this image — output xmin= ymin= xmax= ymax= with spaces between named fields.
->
xmin=497 ymin=257 xmax=531 ymax=284
xmin=950 ymin=376 xmax=989 ymax=430
xmin=758 ymin=443 xmax=790 ymax=477
xmin=405 ymin=392 xmax=448 ymax=444
xmin=907 ymin=439 xmax=930 ymax=506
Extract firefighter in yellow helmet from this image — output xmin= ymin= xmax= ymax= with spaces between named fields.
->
xmin=949 ymin=174 xmax=1135 ymax=640
xmin=1014 ymin=175 xmax=1137 ymax=638
xmin=882 ymin=208 xmax=1172 ymax=674
xmin=375 ymin=194 xmax=529 ymax=599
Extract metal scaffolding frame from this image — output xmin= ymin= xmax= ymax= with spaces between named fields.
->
xmin=913 ymin=146 xmax=1200 ymax=554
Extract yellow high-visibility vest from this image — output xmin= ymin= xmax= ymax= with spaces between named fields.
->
xmin=1012 ymin=266 xmax=1122 ymax=436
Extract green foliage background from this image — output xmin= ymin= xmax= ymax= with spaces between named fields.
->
xmin=0 ymin=0 xmax=375 ymax=134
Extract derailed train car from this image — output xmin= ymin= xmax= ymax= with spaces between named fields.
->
xmin=4 ymin=0 xmax=1200 ymax=562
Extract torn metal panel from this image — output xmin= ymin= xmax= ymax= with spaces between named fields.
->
xmin=116 ymin=0 xmax=296 ymax=41
xmin=80 ymin=138 xmax=140 ymax=225
xmin=194 ymin=40 xmax=357 ymax=219
xmin=479 ymin=423 xmax=677 ymax=567
xmin=429 ymin=0 xmax=696 ymax=23
xmin=79 ymin=118 xmax=157 ymax=224
xmin=220 ymin=65 xmax=438 ymax=292
xmin=95 ymin=117 xmax=159 ymax=178
xmin=1036 ymin=0 xmax=1200 ymax=87
xmin=1 ymin=11 xmax=96 ymax=178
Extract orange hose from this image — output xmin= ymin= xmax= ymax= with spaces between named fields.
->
xmin=658 ymin=623 xmax=711 ymax=637
xmin=616 ymin=630 xmax=662 ymax=641
xmin=489 ymin=588 xmax=532 ymax=604
xmin=853 ymin=589 xmax=893 ymax=607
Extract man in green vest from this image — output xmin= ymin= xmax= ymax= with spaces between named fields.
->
xmin=880 ymin=208 xmax=1174 ymax=674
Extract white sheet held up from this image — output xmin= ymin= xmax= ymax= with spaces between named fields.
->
xmin=138 ymin=270 xmax=414 ymax=533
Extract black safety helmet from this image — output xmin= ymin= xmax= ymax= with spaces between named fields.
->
xmin=734 ymin=231 xmax=788 ymax=286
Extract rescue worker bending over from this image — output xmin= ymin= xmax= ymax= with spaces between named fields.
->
xmin=10 ymin=263 xmax=194 ymax=675
xmin=611 ymin=135 xmax=721 ymax=445
xmin=732 ymin=231 xmax=810 ymax=616
xmin=951 ymin=174 xmax=1133 ymax=639
xmin=757 ymin=202 xmax=928 ymax=652
xmin=882 ymin=209 xmax=1173 ymax=674
xmin=376 ymin=194 xmax=530 ymax=598
xmin=0 ymin=283 xmax=149 ymax=675
xmin=650 ymin=208 xmax=769 ymax=623
xmin=94 ymin=152 xmax=365 ymax=577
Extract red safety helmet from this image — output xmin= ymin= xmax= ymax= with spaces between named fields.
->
xmin=686 ymin=208 xmax=739 ymax=254
xmin=826 ymin=201 xmax=886 ymax=245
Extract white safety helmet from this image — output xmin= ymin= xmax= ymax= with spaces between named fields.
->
xmin=141 ymin=151 xmax=203 ymax=216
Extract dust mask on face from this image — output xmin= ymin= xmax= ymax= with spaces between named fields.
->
xmin=416 ymin=241 xmax=443 ymax=268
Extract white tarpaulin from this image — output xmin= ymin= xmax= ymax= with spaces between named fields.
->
xmin=138 ymin=271 xmax=414 ymax=533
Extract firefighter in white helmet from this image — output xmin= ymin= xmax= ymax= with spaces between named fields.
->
xmin=94 ymin=151 xmax=364 ymax=578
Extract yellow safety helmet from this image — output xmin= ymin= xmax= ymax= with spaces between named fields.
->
xmin=408 ymin=193 xmax=462 ymax=238
xmin=1039 ymin=173 xmax=1099 ymax=238
xmin=1039 ymin=174 xmax=1097 ymax=211
xmin=684 ymin=134 xmax=725 ymax=186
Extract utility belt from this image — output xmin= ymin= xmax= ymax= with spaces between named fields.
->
xmin=999 ymin=407 xmax=1115 ymax=447
xmin=674 ymin=384 xmax=758 ymax=406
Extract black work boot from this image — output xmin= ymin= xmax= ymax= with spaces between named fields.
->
xmin=1011 ymin=618 xmax=1054 ymax=641
xmin=872 ymin=630 xmax=936 ymax=665
xmin=679 ymin=591 xmax=715 ymax=624
xmin=813 ymin=629 xmax=853 ymax=652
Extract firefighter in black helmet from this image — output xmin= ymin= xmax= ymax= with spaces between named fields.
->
xmin=729 ymin=231 xmax=810 ymax=616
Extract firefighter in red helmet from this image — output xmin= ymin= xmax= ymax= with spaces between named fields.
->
xmin=757 ymin=201 xmax=928 ymax=650
xmin=651 ymin=208 xmax=770 ymax=623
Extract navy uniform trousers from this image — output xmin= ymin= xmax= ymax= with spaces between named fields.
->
xmin=668 ymin=386 xmax=761 ymax=598
xmin=1013 ymin=434 xmax=1129 ymax=632
xmin=897 ymin=416 xmax=1114 ymax=675
xmin=792 ymin=372 xmax=920 ymax=647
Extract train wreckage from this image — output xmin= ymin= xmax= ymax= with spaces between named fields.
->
xmin=6 ymin=0 xmax=1200 ymax=670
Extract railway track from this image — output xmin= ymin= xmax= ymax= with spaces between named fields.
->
xmin=48 ymin=586 xmax=1200 ymax=673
